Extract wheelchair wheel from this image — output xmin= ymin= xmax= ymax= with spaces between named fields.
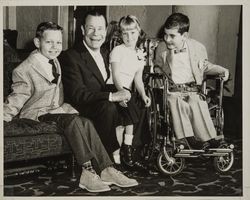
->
xmin=157 ymin=147 xmax=185 ymax=175
xmin=144 ymin=86 xmax=157 ymax=161
xmin=213 ymin=144 xmax=234 ymax=173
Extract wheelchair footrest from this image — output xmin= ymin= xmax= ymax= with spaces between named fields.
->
xmin=178 ymin=149 xmax=205 ymax=153
xmin=175 ymin=149 xmax=204 ymax=158
xmin=207 ymin=148 xmax=233 ymax=153
xmin=174 ymin=147 xmax=233 ymax=158
xmin=175 ymin=154 xmax=198 ymax=158
xmin=202 ymin=152 xmax=229 ymax=157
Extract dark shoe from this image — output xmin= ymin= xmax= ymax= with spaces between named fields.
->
xmin=122 ymin=145 xmax=134 ymax=166
xmin=114 ymin=163 xmax=126 ymax=172
xmin=202 ymin=141 xmax=210 ymax=150
xmin=186 ymin=136 xmax=204 ymax=149
xmin=207 ymin=139 xmax=222 ymax=148
xmin=133 ymin=161 xmax=149 ymax=172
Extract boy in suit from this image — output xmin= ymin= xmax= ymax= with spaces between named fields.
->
xmin=59 ymin=10 xmax=132 ymax=165
xmin=154 ymin=13 xmax=229 ymax=149
xmin=4 ymin=22 xmax=138 ymax=193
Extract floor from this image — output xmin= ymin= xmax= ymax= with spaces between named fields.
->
xmin=4 ymin=136 xmax=242 ymax=197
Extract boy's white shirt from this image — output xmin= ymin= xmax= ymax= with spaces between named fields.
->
xmin=171 ymin=42 xmax=195 ymax=84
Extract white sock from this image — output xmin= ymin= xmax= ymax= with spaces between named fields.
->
xmin=113 ymin=149 xmax=121 ymax=164
xmin=124 ymin=134 xmax=134 ymax=145
xmin=116 ymin=126 xmax=125 ymax=146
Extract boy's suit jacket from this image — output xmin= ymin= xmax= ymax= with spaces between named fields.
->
xmin=4 ymin=50 xmax=77 ymax=122
xmin=59 ymin=42 xmax=111 ymax=112
xmin=154 ymin=38 xmax=227 ymax=85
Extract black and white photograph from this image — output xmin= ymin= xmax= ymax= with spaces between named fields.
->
xmin=1 ymin=0 xmax=249 ymax=199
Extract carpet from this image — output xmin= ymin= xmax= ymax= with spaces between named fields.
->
xmin=4 ymin=138 xmax=242 ymax=196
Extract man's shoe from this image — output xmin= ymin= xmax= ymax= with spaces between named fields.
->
xmin=79 ymin=170 xmax=111 ymax=192
xmin=101 ymin=167 xmax=138 ymax=187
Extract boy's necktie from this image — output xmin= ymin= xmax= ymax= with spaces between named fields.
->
xmin=49 ymin=60 xmax=60 ymax=84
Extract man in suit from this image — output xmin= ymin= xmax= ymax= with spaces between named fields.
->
xmin=59 ymin=10 xmax=131 ymax=164
xmin=154 ymin=13 xmax=229 ymax=148
xmin=4 ymin=22 xmax=138 ymax=192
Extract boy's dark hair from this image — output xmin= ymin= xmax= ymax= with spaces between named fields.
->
xmin=35 ymin=22 xmax=63 ymax=39
xmin=164 ymin=13 xmax=190 ymax=35
xmin=81 ymin=9 xmax=108 ymax=27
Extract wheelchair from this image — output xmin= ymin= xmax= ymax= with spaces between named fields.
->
xmin=143 ymin=66 xmax=235 ymax=175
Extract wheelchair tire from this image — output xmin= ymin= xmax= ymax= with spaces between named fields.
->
xmin=144 ymin=86 xmax=158 ymax=161
xmin=157 ymin=148 xmax=185 ymax=175
xmin=213 ymin=144 xmax=234 ymax=173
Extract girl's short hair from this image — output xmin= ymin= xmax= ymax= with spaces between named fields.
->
xmin=35 ymin=22 xmax=63 ymax=39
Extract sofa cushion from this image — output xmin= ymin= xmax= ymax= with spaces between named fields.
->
xmin=4 ymin=118 xmax=61 ymax=137
xmin=4 ymin=133 xmax=71 ymax=163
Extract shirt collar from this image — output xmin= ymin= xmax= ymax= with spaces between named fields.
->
xmin=177 ymin=41 xmax=187 ymax=51
xmin=82 ymin=39 xmax=101 ymax=57
xmin=183 ymin=41 xmax=188 ymax=49
xmin=173 ymin=41 xmax=188 ymax=54
xmin=33 ymin=50 xmax=51 ymax=64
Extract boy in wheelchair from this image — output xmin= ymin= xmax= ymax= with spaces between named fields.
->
xmin=154 ymin=12 xmax=229 ymax=150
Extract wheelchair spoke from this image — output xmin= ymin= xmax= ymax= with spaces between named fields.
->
xmin=168 ymin=165 xmax=174 ymax=172
xmin=214 ymin=150 xmax=234 ymax=172
xmin=171 ymin=164 xmax=178 ymax=172
xmin=174 ymin=160 xmax=182 ymax=166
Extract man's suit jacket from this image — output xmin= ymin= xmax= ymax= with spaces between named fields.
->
xmin=4 ymin=50 xmax=77 ymax=122
xmin=59 ymin=42 xmax=112 ymax=112
xmin=154 ymin=38 xmax=227 ymax=85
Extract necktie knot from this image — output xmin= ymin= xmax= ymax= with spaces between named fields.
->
xmin=174 ymin=48 xmax=186 ymax=54
xmin=48 ymin=59 xmax=54 ymax=65
xmin=49 ymin=60 xmax=60 ymax=84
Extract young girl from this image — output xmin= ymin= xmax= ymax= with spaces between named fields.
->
xmin=110 ymin=15 xmax=151 ymax=166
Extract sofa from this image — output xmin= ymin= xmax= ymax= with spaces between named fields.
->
xmin=3 ymin=37 xmax=76 ymax=179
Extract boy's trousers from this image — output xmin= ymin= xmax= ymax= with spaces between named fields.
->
xmin=167 ymin=92 xmax=217 ymax=142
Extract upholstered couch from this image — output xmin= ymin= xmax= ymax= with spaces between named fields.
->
xmin=3 ymin=39 xmax=75 ymax=179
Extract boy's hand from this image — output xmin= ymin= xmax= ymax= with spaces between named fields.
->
xmin=143 ymin=95 xmax=151 ymax=107
xmin=223 ymin=69 xmax=230 ymax=81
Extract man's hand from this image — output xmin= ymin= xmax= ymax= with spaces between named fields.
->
xmin=119 ymin=100 xmax=128 ymax=107
xmin=112 ymin=90 xmax=131 ymax=102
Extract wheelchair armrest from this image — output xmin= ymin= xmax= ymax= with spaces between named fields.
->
xmin=204 ymin=74 xmax=225 ymax=81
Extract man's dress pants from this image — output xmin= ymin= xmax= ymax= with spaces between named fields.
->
xmin=38 ymin=113 xmax=113 ymax=172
